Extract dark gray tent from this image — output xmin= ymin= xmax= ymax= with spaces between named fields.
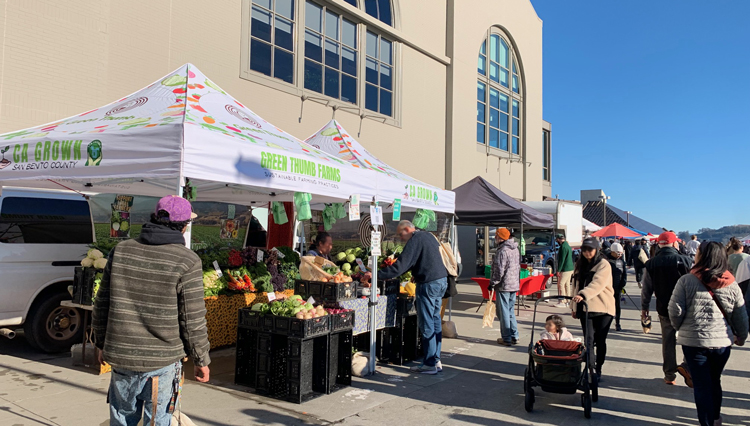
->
xmin=452 ymin=176 xmax=554 ymax=228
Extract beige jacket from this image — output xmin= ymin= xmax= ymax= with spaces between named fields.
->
xmin=571 ymin=259 xmax=616 ymax=317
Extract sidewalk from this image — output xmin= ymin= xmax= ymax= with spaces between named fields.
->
xmin=1 ymin=274 xmax=749 ymax=425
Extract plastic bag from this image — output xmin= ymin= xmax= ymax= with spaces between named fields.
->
xmin=413 ymin=208 xmax=436 ymax=230
xmin=299 ymin=255 xmax=337 ymax=281
xmin=271 ymin=201 xmax=288 ymax=225
xmin=482 ymin=290 xmax=496 ymax=328
xmin=294 ymin=192 xmax=312 ymax=221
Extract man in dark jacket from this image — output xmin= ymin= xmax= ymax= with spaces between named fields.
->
xmin=94 ymin=195 xmax=211 ymax=426
xmin=490 ymin=228 xmax=521 ymax=346
xmin=641 ymin=231 xmax=693 ymax=386
xmin=374 ymin=220 xmax=448 ymax=374
xmin=607 ymin=243 xmax=628 ymax=331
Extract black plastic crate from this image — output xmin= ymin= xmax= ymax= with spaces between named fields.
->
xmin=234 ymin=328 xmax=258 ymax=387
xmin=72 ymin=267 xmax=97 ymax=306
xmin=397 ymin=296 xmax=418 ymax=318
xmin=378 ymin=279 xmax=401 ymax=295
xmin=330 ymin=310 xmax=355 ymax=332
xmin=238 ymin=309 xmax=263 ymax=330
xmin=387 ymin=315 xmax=422 ymax=365
xmin=327 ymin=330 xmax=353 ymax=393
xmin=295 ymin=279 xmax=358 ymax=302
xmin=288 ymin=315 xmax=331 ymax=339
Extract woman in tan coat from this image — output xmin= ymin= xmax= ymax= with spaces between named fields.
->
xmin=571 ymin=237 xmax=616 ymax=381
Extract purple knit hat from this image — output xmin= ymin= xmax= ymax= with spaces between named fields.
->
xmin=155 ymin=195 xmax=197 ymax=222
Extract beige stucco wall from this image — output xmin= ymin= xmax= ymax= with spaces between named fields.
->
xmin=446 ymin=0 xmax=544 ymax=201
xmin=0 ymin=0 xmax=543 ymax=200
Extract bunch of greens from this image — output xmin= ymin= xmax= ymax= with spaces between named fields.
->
xmin=92 ymin=272 xmax=103 ymax=303
xmin=322 ymin=265 xmax=339 ymax=275
xmin=251 ymin=295 xmax=311 ymax=317
xmin=278 ymin=263 xmax=300 ymax=290
xmin=246 ymin=262 xmax=272 ymax=293
xmin=275 ymin=246 xmax=300 ymax=265
xmin=202 ymin=269 xmax=227 ymax=297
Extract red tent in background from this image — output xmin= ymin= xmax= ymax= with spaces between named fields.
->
xmin=591 ymin=223 xmax=641 ymax=238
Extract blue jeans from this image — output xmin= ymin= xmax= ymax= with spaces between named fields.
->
xmin=415 ymin=277 xmax=448 ymax=367
xmin=109 ymin=363 xmax=180 ymax=426
xmin=495 ymin=291 xmax=519 ymax=343
xmin=682 ymin=346 xmax=731 ymax=426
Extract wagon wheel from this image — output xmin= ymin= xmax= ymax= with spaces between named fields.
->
xmin=582 ymin=393 xmax=592 ymax=418
xmin=523 ymin=367 xmax=530 ymax=393
xmin=524 ymin=388 xmax=535 ymax=412
xmin=591 ymin=375 xmax=599 ymax=402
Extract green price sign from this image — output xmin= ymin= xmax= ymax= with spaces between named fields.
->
xmin=392 ymin=199 xmax=402 ymax=221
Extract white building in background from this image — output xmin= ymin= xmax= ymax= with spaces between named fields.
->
xmin=0 ymin=0 xmax=551 ymax=199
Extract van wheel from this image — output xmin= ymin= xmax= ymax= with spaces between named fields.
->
xmin=24 ymin=291 xmax=83 ymax=353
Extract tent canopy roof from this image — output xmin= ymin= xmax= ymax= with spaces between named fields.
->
xmin=0 ymin=64 xmax=453 ymax=213
xmin=452 ymin=176 xmax=554 ymax=228
xmin=304 ymin=119 xmax=454 ymax=213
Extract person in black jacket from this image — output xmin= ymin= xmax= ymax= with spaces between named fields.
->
xmin=366 ymin=220 xmax=448 ymax=375
xmin=607 ymin=243 xmax=628 ymax=331
xmin=641 ymin=231 xmax=694 ymax=386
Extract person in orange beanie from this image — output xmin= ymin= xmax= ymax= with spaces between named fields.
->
xmin=490 ymin=228 xmax=520 ymax=346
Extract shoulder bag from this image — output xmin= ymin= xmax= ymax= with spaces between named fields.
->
xmin=432 ymin=234 xmax=458 ymax=298
xmin=698 ymin=280 xmax=738 ymax=338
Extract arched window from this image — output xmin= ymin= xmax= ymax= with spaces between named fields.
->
xmin=344 ymin=0 xmax=393 ymax=26
xmin=477 ymin=30 xmax=522 ymax=154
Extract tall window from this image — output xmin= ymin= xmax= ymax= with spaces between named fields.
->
xmin=476 ymin=30 xmax=522 ymax=154
xmin=365 ymin=31 xmax=393 ymax=116
xmin=244 ymin=0 xmax=396 ymax=119
xmin=542 ymin=129 xmax=551 ymax=181
xmin=249 ymin=0 xmax=295 ymax=84
xmin=304 ymin=2 xmax=358 ymax=104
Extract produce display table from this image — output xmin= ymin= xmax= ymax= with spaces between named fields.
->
xmin=204 ymin=290 xmax=294 ymax=349
xmin=338 ymin=294 xmax=397 ymax=335
xmin=60 ymin=301 xmax=110 ymax=375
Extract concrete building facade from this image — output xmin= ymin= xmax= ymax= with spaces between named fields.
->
xmin=0 ymin=0 xmax=549 ymax=198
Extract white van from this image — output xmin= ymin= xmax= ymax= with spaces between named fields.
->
xmin=0 ymin=187 xmax=93 ymax=352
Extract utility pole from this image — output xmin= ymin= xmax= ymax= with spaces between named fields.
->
xmin=598 ymin=195 xmax=611 ymax=226
xmin=625 ymin=211 xmax=632 ymax=227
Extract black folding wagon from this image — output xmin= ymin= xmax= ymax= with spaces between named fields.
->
xmin=523 ymin=296 xmax=598 ymax=418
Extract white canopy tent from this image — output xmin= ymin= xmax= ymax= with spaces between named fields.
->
xmin=582 ymin=218 xmax=601 ymax=233
xmin=0 ymin=64 xmax=457 ymax=377
xmin=304 ymin=119 xmax=455 ymax=213
xmin=0 ymin=64 xmax=456 ymax=215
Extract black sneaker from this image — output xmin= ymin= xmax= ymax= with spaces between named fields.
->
xmin=511 ymin=338 xmax=519 ymax=345
xmin=616 ymin=324 xmax=622 ymax=331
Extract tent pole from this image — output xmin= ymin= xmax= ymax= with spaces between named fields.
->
xmin=177 ymin=177 xmax=191 ymax=249
xmin=449 ymin=216 xmax=456 ymax=322
xmin=368 ymin=251 xmax=378 ymax=375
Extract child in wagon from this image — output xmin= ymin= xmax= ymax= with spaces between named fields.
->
xmin=540 ymin=314 xmax=574 ymax=341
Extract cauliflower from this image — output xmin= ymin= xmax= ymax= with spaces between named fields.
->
xmin=93 ymin=258 xmax=108 ymax=270
xmin=87 ymin=249 xmax=104 ymax=260
xmin=81 ymin=258 xmax=94 ymax=268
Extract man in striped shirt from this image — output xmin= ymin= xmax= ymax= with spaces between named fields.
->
xmin=93 ymin=195 xmax=210 ymax=426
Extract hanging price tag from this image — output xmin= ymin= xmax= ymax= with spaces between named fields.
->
xmin=271 ymin=247 xmax=286 ymax=258
xmin=370 ymin=205 xmax=383 ymax=226
xmin=257 ymin=250 xmax=264 ymax=263
xmin=212 ymin=261 xmax=223 ymax=277
xmin=307 ymin=296 xmax=316 ymax=305
xmin=370 ymin=231 xmax=382 ymax=256
xmin=392 ymin=199 xmax=402 ymax=221
xmin=267 ymin=292 xmax=277 ymax=301
xmin=349 ymin=194 xmax=360 ymax=220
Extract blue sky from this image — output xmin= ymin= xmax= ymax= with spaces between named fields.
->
xmin=530 ymin=0 xmax=750 ymax=233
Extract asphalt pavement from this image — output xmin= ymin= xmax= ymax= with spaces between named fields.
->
xmin=1 ymin=272 xmax=749 ymax=425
